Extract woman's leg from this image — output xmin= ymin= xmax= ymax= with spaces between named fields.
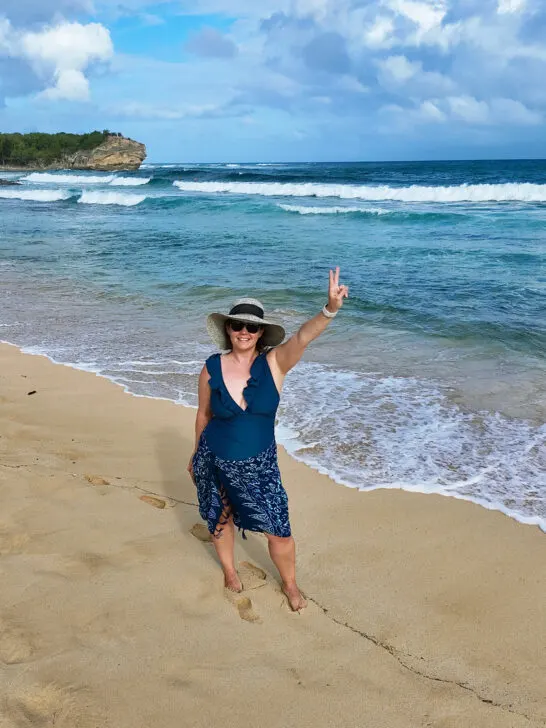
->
xmin=213 ymin=514 xmax=242 ymax=592
xmin=211 ymin=479 xmax=242 ymax=592
xmin=265 ymin=534 xmax=307 ymax=611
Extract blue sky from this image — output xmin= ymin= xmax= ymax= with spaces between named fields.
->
xmin=1 ymin=0 xmax=545 ymax=162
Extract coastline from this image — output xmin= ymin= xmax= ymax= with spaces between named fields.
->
xmin=6 ymin=337 xmax=545 ymax=533
xmin=1 ymin=165 xmax=69 ymax=172
xmin=0 ymin=165 xmax=143 ymax=172
xmin=1 ymin=340 xmax=545 ymax=727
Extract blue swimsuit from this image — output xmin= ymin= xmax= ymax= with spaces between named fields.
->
xmin=192 ymin=352 xmax=291 ymax=539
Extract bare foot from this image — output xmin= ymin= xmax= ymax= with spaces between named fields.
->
xmin=282 ymin=583 xmax=307 ymax=612
xmin=224 ymin=570 xmax=243 ymax=593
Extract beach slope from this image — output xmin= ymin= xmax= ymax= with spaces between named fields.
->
xmin=0 ymin=342 xmax=544 ymax=728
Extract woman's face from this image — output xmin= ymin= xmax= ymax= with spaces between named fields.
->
xmin=226 ymin=321 xmax=264 ymax=352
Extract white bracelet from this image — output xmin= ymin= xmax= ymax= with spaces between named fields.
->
xmin=322 ymin=304 xmax=337 ymax=319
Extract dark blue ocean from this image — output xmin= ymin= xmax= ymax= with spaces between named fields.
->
xmin=1 ymin=160 xmax=545 ymax=528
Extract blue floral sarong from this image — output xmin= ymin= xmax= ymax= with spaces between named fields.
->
xmin=192 ymin=434 xmax=291 ymax=539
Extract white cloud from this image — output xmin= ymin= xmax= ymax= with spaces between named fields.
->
xmin=447 ymin=95 xmax=489 ymax=123
xmin=108 ymin=100 xmax=242 ymax=120
xmin=292 ymin=0 xmax=330 ymax=22
xmin=21 ymin=22 xmax=112 ymax=73
xmin=379 ymin=97 xmax=446 ymax=127
xmin=444 ymin=95 xmax=541 ymax=125
xmin=419 ymin=99 xmax=446 ymax=121
xmin=0 ymin=19 xmax=113 ymax=101
xmin=0 ymin=17 xmax=16 ymax=52
xmin=365 ymin=16 xmax=395 ymax=48
xmin=387 ymin=0 xmax=447 ymax=36
xmin=497 ymin=0 xmax=527 ymax=13
xmin=489 ymin=97 xmax=541 ymax=124
xmin=258 ymin=71 xmax=301 ymax=98
xmin=40 ymin=68 xmax=90 ymax=100
xmin=379 ymin=54 xmax=420 ymax=82
xmin=337 ymin=75 xmax=368 ymax=94
xmin=377 ymin=54 xmax=454 ymax=99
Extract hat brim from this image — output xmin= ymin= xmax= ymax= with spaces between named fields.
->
xmin=206 ymin=312 xmax=285 ymax=350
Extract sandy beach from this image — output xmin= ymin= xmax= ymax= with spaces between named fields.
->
xmin=0 ymin=340 xmax=544 ymax=728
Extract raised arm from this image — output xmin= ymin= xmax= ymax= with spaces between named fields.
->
xmin=271 ymin=267 xmax=348 ymax=376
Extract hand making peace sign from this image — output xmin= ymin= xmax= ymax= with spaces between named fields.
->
xmin=327 ymin=266 xmax=349 ymax=313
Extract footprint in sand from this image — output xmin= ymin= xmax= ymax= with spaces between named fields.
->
xmin=238 ymin=561 xmax=267 ymax=590
xmin=0 ymin=617 xmax=34 ymax=665
xmin=235 ymin=596 xmax=260 ymax=623
xmin=62 ymin=551 xmax=117 ymax=579
xmin=190 ymin=523 xmax=213 ymax=542
xmin=3 ymin=682 xmax=76 ymax=728
xmin=139 ymin=495 xmax=166 ymax=509
xmin=0 ymin=525 xmax=30 ymax=556
xmin=224 ymin=591 xmax=260 ymax=623
xmin=84 ymin=474 xmax=110 ymax=486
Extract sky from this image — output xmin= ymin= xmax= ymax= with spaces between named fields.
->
xmin=0 ymin=0 xmax=545 ymax=162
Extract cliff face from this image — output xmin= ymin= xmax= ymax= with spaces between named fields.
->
xmin=63 ymin=135 xmax=147 ymax=171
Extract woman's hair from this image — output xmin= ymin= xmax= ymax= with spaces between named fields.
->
xmin=224 ymin=322 xmax=268 ymax=353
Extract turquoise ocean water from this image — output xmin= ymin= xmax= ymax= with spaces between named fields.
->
xmin=1 ymin=160 xmax=545 ymax=529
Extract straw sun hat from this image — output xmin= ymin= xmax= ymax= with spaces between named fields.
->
xmin=206 ymin=297 xmax=286 ymax=351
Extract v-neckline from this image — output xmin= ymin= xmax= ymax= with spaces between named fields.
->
xmin=219 ymin=353 xmax=260 ymax=414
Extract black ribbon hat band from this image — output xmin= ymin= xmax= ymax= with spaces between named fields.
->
xmin=229 ymin=303 xmax=264 ymax=319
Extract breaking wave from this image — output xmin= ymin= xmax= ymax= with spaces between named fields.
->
xmin=23 ymin=172 xmax=150 ymax=186
xmin=109 ymin=177 xmax=151 ymax=186
xmin=173 ymin=180 xmax=546 ymax=203
xmin=24 ymin=173 xmax=115 ymax=185
xmin=278 ymin=204 xmax=388 ymax=215
xmin=77 ymin=191 xmax=146 ymax=206
xmin=0 ymin=189 xmax=71 ymax=202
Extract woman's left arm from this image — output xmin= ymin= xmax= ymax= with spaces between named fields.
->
xmin=271 ymin=267 xmax=349 ymax=376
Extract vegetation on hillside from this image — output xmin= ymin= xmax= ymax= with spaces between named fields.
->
xmin=0 ymin=130 xmax=123 ymax=166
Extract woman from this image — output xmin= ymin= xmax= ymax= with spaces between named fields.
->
xmin=188 ymin=267 xmax=348 ymax=612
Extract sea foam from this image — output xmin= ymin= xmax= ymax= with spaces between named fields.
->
xmin=174 ymin=180 xmax=546 ymax=202
xmin=109 ymin=177 xmax=151 ymax=186
xmin=24 ymin=172 xmax=150 ymax=187
xmin=278 ymin=204 xmax=387 ymax=215
xmin=277 ymin=361 xmax=546 ymax=530
xmin=24 ymin=172 xmax=115 ymax=185
xmin=78 ymin=191 xmax=146 ymax=206
xmin=0 ymin=189 xmax=71 ymax=202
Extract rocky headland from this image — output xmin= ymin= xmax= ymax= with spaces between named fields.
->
xmin=0 ymin=133 xmax=146 ymax=172
xmin=63 ymin=135 xmax=147 ymax=171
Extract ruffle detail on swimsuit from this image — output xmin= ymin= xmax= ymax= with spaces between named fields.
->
xmin=206 ymin=353 xmax=239 ymax=414
xmin=206 ymin=352 xmax=267 ymax=415
xmin=240 ymin=353 xmax=266 ymax=411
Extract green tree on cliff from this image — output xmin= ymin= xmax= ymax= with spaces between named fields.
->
xmin=0 ymin=130 xmax=120 ymax=167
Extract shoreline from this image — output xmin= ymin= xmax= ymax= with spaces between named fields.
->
xmin=0 ymin=166 xmax=143 ymax=172
xmin=4 ymin=337 xmax=545 ymax=534
xmin=1 ymin=340 xmax=545 ymax=726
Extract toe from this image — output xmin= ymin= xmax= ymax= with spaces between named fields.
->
xmin=224 ymin=573 xmax=243 ymax=592
xmin=282 ymin=585 xmax=307 ymax=612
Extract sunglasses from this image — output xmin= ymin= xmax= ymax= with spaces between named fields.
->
xmin=228 ymin=320 xmax=262 ymax=334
